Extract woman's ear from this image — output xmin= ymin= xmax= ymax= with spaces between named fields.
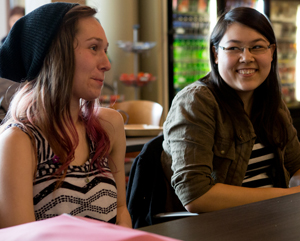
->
xmin=270 ymin=44 xmax=276 ymax=61
xmin=212 ymin=46 xmax=218 ymax=64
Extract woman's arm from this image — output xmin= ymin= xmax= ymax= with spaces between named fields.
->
xmin=185 ymin=182 xmax=300 ymax=213
xmin=99 ymin=108 xmax=132 ymax=228
xmin=0 ymin=127 xmax=36 ymax=228
xmin=165 ymin=84 xmax=300 ymax=214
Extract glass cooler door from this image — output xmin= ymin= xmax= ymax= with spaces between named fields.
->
xmin=270 ymin=0 xmax=300 ymax=106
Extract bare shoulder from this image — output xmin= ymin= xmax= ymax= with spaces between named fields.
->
xmin=0 ymin=126 xmax=35 ymax=171
xmin=95 ymin=107 xmax=126 ymax=153
xmin=0 ymin=126 xmax=34 ymax=158
xmin=96 ymin=107 xmax=124 ymax=130
xmin=95 ymin=107 xmax=125 ymax=143
xmin=0 ymin=126 xmax=32 ymax=146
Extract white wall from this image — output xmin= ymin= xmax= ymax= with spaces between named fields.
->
xmin=25 ymin=0 xmax=50 ymax=14
xmin=87 ymin=0 xmax=138 ymax=100
xmin=0 ymin=1 xmax=8 ymax=41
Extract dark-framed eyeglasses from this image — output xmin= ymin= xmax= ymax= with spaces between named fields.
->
xmin=218 ymin=44 xmax=273 ymax=55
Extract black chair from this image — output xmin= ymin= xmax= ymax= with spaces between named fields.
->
xmin=126 ymin=134 xmax=197 ymax=229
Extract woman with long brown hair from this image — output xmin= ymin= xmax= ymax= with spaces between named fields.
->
xmin=0 ymin=2 xmax=131 ymax=228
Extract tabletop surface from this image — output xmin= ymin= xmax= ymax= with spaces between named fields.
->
xmin=139 ymin=192 xmax=300 ymax=241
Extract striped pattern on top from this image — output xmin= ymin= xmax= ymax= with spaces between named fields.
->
xmin=242 ymin=142 xmax=275 ymax=188
xmin=8 ymin=123 xmax=117 ymax=223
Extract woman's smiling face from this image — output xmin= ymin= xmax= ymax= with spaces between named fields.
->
xmin=213 ymin=22 xmax=275 ymax=100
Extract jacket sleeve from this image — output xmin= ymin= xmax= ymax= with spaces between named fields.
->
xmin=279 ymin=102 xmax=300 ymax=178
xmin=163 ymin=84 xmax=220 ymax=206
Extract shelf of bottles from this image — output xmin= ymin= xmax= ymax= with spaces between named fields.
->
xmin=224 ymin=0 xmax=263 ymax=11
xmin=172 ymin=0 xmax=211 ymax=93
xmin=270 ymin=1 xmax=298 ymax=105
xmin=117 ymin=25 xmax=156 ymax=99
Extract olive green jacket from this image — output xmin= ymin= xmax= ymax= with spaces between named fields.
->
xmin=161 ymin=81 xmax=300 ymax=206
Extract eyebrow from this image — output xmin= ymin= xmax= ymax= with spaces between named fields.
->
xmin=86 ymin=37 xmax=103 ymax=42
xmin=86 ymin=37 xmax=109 ymax=48
xmin=225 ymin=38 xmax=269 ymax=44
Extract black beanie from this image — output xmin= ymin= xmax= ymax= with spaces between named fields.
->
xmin=0 ymin=2 xmax=78 ymax=83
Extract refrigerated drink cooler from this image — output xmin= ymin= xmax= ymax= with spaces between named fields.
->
xmin=269 ymin=0 xmax=300 ymax=139
xmin=169 ymin=0 xmax=212 ymax=99
xmin=270 ymin=0 xmax=299 ymax=106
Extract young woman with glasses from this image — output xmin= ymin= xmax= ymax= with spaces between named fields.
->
xmin=161 ymin=7 xmax=300 ymax=213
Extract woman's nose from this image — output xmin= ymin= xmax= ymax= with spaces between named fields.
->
xmin=239 ymin=48 xmax=255 ymax=63
xmin=98 ymin=54 xmax=111 ymax=72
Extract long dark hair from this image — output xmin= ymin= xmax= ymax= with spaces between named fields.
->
xmin=202 ymin=7 xmax=286 ymax=148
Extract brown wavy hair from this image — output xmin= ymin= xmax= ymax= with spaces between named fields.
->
xmin=1 ymin=5 xmax=111 ymax=183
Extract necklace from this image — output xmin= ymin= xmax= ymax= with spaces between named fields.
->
xmin=85 ymin=159 xmax=91 ymax=183
xmin=52 ymin=155 xmax=91 ymax=183
xmin=85 ymin=174 xmax=90 ymax=183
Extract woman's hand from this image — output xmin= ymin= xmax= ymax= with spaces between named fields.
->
xmin=116 ymin=205 xmax=132 ymax=228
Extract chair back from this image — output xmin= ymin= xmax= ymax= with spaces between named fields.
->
xmin=126 ymin=135 xmax=186 ymax=228
xmin=111 ymin=100 xmax=163 ymax=126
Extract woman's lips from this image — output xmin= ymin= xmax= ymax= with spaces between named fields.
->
xmin=92 ymin=78 xmax=104 ymax=83
xmin=237 ymin=69 xmax=256 ymax=75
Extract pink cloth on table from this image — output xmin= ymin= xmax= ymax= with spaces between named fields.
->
xmin=0 ymin=214 xmax=181 ymax=241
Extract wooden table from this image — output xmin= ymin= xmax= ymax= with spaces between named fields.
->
xmin=139 ymin=193 xmax=300 ymax=241
xmin=126 ymin=136 xmax=154 ymax=153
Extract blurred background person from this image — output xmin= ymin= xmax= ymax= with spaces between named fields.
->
xmin=1 ymin=6 xmax=25 ymax=45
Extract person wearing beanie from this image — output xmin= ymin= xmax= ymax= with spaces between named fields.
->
xmin=0 ymin=3 xmax=132 ymax=229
